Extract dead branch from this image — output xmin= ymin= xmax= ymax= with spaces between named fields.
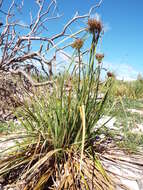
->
xmin=10 ymin=68 xmax=53 ymax=87
xmin=0 ymin=0 xmax=103 ymax=87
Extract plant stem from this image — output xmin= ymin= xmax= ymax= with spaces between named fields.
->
xmin=78 ymin=49 xmax=81 ymax=94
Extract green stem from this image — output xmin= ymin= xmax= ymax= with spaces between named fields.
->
xmin=78 ymin=49 xmax=81 ymax=95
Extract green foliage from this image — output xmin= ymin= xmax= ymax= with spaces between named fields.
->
xmin=110 ymin=79 xmax=143 ymax=99
xmin=0 ymin=123 xmax=8 ymax=133
xmin=118 ymin=132 xmax=143 ymax=153
xmin=105 ymin=96 xmax=143 ymax=153
xmin=0 ymin=22 xmax=114 ymax=189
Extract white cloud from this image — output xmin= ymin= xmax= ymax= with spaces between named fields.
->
xmin=90 ymin=13 xmax=111 ymax=33
xmin=56 ymin=51 xmax=139 ymax=81
xmin=18 ymin=20 xmax=27 ymax=26
xmin=104 ymin=61 xmax=138 ymax=81
xmin=91 ymin=13 xmax=101 ymax=21
xmin=57 ymin=50 xmax=82 ymax=63
xmin=58 ymin=50 xmax=71 ymax=63
xmin=103 ymin=22 xmax=111 ymax=33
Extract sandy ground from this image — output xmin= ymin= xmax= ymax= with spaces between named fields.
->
xmin=102 ymin=148 xmax=143 ymax=190
xmin=127 ymin=109 xmax=143 ymax=115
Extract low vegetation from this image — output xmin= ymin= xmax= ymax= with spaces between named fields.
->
xmin=0 ymin=1 xmax=143 ymax=190
xmin=0 ymin=12 xmax=115 ymax=189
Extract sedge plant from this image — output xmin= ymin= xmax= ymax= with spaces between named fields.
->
xmin=0 ymin=18 xmax=115 ymax=190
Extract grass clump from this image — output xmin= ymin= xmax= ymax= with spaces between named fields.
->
xmin=110 ymin=78 xmax=143 ymax=99
xmin=0 ymin=17 xmax=115 ymax=190
xmin=104 ymin=95 xmax=143 ymax=153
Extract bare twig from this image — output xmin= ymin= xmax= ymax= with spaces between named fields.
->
xmin=0 ymin=0 xmax=103 ymax=87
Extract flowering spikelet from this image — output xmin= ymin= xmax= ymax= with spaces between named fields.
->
xmin=71 ymin=39 xmax=84 ymax=50
xmin=96 ymin=53 xmax=104 ymax=63
xmin=107 ymin=72 xmax=114 ymax=78
xmin=87 ymin=18 xmax=102 ymax=34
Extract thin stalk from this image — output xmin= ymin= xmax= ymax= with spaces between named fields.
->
xmin=80 ymin=105 xmax=86 ymax=172
xmin=95 ymin=64 xmax=101 ymax=100
xmin=78 ymin=49 xmax=81 ymax=95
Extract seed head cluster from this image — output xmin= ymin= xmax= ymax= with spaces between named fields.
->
xmin=87 ymin=18 xmax=102 ymax=34
xmin=107 ymin=72 xmax=114 ymax=78
xmin=96 ymin=53 xmax=104 ymax=63
xmin=71 ymin=39 xmax=84 ymax=50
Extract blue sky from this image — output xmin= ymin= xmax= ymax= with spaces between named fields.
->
xmin=58 ymin=0 xmax=143 ymax=80
xmin=2 ymin=0 xmax=143 ymax=80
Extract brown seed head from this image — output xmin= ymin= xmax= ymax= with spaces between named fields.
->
xmin=88 ymin=18 xmax=102 ymax=34
xmin=71 ymin=39 xmax=84 ymax=50
xmin=107 ymin=72 xmax=114 ymax=78
xmin=96 ymin=53 xmax=104 ymax=63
